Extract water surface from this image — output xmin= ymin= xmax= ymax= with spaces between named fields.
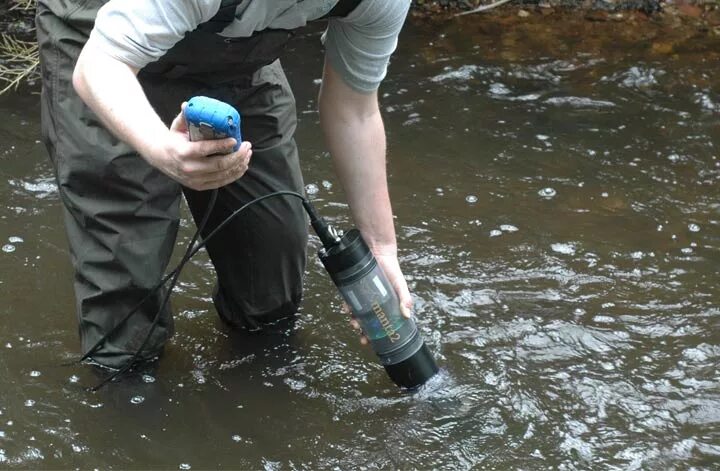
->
xmin=0 ymin=14 xmax=718 ymax=470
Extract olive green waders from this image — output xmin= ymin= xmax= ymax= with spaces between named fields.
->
xmin=36 ymin=0 xmax=309 ymax=369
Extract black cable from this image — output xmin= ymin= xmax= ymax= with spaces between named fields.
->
xmin=88 ymin=189 xmax=307 ymax=390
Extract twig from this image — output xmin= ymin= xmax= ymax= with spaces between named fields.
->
xmin=455 ymin=0 xmax=516 ymax=16
xmin=10 ymin=0 xmax=36 ymax=11
xmin=0 ymin=34 xmax=39 ymax=95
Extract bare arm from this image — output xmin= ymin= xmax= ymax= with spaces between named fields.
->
xmin=319 ymin=59 xmax=412 ymax=319
xmin=72 ymin=36 xmax=251 ymax=191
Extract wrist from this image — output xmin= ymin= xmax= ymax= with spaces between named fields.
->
xmin=365 ymin=240 xmax=398 ymax=258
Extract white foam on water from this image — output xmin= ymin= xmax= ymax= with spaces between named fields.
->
xmin=545 ymin=96 xmax=616 ymax=108
xmin=551 ymin=243 xmax=576 ymax=255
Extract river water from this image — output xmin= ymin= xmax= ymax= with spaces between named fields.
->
xmin=0 ymin=13 xmax=719 ymax=470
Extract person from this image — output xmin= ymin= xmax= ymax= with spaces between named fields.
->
xmin=35 ymin=0 xmax=414 ymax=370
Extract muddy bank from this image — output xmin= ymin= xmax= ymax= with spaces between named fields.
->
xmin=415 ymin=0 xmax=717 ymax=14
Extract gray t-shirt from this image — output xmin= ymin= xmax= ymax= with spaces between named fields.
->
xmin=90 ymin=0 xmax=411 ymax=92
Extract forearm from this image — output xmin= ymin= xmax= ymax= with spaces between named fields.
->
xmin=319 ymin=82 xmax=396 ymax=252
xmin=72 ymin=37 xmax=169 ymax=160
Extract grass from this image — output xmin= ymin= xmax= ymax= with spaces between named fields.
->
xmin=0 ymin=0 xmax=38 ymax=95
xmin=0 ymin=33 xmax=39 ymax=95
xmin=9 ymin=0 xmax=35 ymax=11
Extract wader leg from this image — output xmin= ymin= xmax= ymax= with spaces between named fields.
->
xmin=36 ymin=2 xmax=178 ymax=368
xmin=141 ymin=61 xmax=308 ymax=331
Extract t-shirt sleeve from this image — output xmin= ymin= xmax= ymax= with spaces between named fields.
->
xmin=322 ymin=0 xmax=411 ymax=93
xmin=89 ymin=0 xmax=222 ymax=69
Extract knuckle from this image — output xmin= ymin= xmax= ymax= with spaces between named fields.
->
xmin=179 ymin=162 xmax=194 ymax=175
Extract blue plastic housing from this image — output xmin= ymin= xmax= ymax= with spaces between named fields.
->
xmin=184 ymin=96 xmax=242 ymax=152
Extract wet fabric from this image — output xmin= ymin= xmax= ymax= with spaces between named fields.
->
xmin=36 ymin=0 xmax=308 ymax=368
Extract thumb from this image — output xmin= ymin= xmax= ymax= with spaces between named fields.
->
xmin=398 ymin=290 xmax=413 ymax=319
xmin=389 ymin=273 xmax=413 ymax=319
xmin=170 ymin=102 xmax=189 ymax=134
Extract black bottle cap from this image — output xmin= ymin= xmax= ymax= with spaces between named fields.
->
xmin=383 ymin=342 xmax=439 ymax=390
xmin=319 ymin=229 xmax=374 ymax=284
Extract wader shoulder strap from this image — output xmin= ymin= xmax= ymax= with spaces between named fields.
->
xmin=322 ymin=0 xmax=363 ymax=19
xmin=203 ymin=0 xmax=365 ymax=33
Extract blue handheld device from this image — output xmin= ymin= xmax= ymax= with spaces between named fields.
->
xmin=184 ymin=96 xmax=242 ymax=152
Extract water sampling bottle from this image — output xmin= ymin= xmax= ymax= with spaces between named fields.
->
xmin=308 ymin=212 xmax=440 ymax=389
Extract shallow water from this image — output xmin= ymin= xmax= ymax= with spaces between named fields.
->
xmin=0 ymin=15 xmax=719 ymax=470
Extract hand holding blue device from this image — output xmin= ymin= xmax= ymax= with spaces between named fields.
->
xmin=184 ymin=96 xmax=242 ymax=152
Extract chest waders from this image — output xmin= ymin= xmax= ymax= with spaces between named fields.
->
xmin=36 ymin=0 xmax=361 ymax=369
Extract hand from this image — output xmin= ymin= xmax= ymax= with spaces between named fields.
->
xmin=146 ymin=104 xmax=252 ymax=191
xmin=347 ymin=245 xmax=413 ymax=346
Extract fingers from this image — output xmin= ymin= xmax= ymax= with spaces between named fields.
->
xmin=195 ymin=137 xmax=238 ymax=157
xmin=343 ymin=302 xmax=369 ymax=345
xmin=179 ymin=143 xmax=252 ymax=191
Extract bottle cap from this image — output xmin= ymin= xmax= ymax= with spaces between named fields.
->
xmin=383 ymin=342 xmax=439 ymax=389
xmin=319 ymin=229 xmax=375 ymax=284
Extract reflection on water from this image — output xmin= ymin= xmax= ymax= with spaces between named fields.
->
xmin=0 ymin=13 xmax=719 ymax=470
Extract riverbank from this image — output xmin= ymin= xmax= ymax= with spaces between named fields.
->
xmin=415 ymin=0 xmax=717 ymax=13
xmin=1 ymin=0 xmax=718 ymax=95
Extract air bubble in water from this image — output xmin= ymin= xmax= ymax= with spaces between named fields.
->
xmin=305 ymin=183 xmax=319 ymax=195
xmin=130 ymin=396 xmax=145 ymax=405
xmin=179 ymin=464 xmax=191 ymax=470
xmin=688 ymin=223 xmax=700 ymax=233
xmin=29 ymin=371 xmax=41 ymax=378
xmin=538 ymin=188 xmax=556 ymax=199
xmin=465 ymin=195 xmax=478 ymax=204
xmin=142 ymin=375 xmax=155 ymax=383
xmin=69 ymin=375 xmax=79 ymax=383
xmin=232 ymin=435 xmax=242 ymax=442
xmin=2 ymin=245 xmax=15 ymax=253
xmin=321 ymin=180 xmax=332 ymax=190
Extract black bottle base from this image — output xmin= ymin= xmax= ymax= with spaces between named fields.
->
xmin=384 ymin=342 xmax=439 ymax=390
